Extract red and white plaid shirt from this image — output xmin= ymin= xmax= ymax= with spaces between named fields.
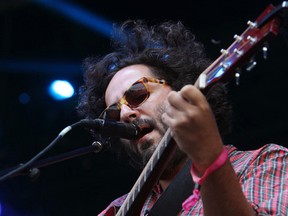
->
xmin=98 ymin=144 xmax=288 ymax=215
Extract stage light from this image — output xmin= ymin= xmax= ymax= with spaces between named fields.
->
xmin=32 ymin=0 xmax=113 ymax=37
xmin=19 ymin=93 xmax=31 ymax=104
xmin=48 ymin=80 xmax=74 ymax=100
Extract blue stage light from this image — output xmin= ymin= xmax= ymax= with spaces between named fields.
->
xmin=33 ymin=0 xmax=113 ymax=37
xmin=19 ymin=93 xmax=31 ymax=104
xmin=48 ymin=80 xmax=74 ymax=100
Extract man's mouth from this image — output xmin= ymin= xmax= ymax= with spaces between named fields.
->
xmin=135 ymin=121 xmax=154 ymax=139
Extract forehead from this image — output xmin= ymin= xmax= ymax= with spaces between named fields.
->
xmin=105 ymin=64 xmax=154 ymax=105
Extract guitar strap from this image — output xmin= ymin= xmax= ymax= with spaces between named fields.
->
xmin=147 ymin=160 xmax=194 ymax=216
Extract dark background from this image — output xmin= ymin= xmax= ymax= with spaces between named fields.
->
xmin=0 ymin=0 xmax=287 ymax=215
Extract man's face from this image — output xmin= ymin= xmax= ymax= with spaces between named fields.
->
xmin=104 ymin=64 xmax=172 ymax=168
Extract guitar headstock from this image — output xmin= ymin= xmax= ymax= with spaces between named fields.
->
xmin=195 ymin=1 xmax=288 ymax=93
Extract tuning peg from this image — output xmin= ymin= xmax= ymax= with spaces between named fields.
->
xmin=246 ymin=59 xmax=257 ymax=71
xmin=247 ymin=35 xmax=257 ymax=44
xmin=220 ymin=49 xmax=228 ymax=56
xmin=262 ymin=42 xmax=269 ymax=59
xmin=235 ymin=70 xmax=241 ymax=86
xmin=247 ymin=20 xmax=257 ymax=28
xmin=220 ymin=62 xmax=229 ymax=69
xmin=233 ymin=48 xmax=243 ymax=57
xmin=234 ymin=34 xmax=243 ymax=42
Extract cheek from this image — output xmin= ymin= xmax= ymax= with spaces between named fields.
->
xmin=154 ymin=102 xmax=170 ymax=131
xmin=147 ymin=88 xmax=171 ymax=111
xmin=140 ymin=99 xmax=166 ymax=118
xmin=139 ymin=89 xmax=170 ymax=118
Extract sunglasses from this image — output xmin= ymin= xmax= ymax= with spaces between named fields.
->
xmin=99 ymin=77 xmax=166 ymax=120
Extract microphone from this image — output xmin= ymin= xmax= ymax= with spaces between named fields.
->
xmin=79 ymin=119 xmax=141 ymax=140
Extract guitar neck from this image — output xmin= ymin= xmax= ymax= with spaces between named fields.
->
xmin=116 ymin=128 xmax=176 ymax=216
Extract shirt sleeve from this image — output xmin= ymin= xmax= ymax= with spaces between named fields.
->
xmin=97 ymin=194 xmax=128 ymax=216
xmin=98 ymin=205 xmax=117 ymax=216
xmin=238 ymin=144 xmax=288 ymax=215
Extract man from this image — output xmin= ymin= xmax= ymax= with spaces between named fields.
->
xmin=77 ymin=20 xmax=288 ymax=215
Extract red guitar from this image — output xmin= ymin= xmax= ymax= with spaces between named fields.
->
xmin=116 ymin=2 xmax=288 ymax=215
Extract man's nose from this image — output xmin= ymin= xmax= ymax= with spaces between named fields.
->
xmin=120 ymin=104 xmax=139 ymax=122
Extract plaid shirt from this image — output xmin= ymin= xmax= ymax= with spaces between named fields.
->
xmin=98 ymin=144 xmax=288 ymax=215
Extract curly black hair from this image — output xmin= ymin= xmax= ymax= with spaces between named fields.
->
xmin=77 ymin=19 xmax=232 ymax=139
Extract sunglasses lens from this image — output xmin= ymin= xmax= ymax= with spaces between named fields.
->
xmin=125 ymin=82 xmax=148 ymax=107
xmin=101 ymin=104 xmax=120 ymax=120
xmin=100 ymin=78 xmax=154 ymax=120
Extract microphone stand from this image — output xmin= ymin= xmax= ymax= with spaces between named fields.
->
xmin=0 ymin=141 xmax=104 ymax=181
xmin=0 ymin=118 xmax=137 ymax=182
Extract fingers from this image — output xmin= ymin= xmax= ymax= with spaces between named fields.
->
xmin=166 ymin=85 xmax=206 ymax=112
xmin=162 ymin=85 xmax=197 ymax=129
xmin=161 ymin=84 xmax=223 ymax=169
xmin=179 ymin=85 xmax=206 ymax=106
xmin=162 ymin=84 xmax=213 ymax=135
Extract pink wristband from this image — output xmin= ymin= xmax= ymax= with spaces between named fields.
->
xmin=190 ymin=147 xmax=228 ymax=184
xmin=182 ymin=147 xmax=228 ymax=212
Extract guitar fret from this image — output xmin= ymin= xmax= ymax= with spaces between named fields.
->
xmin=125 ymin=202 xmax=129 ymax=214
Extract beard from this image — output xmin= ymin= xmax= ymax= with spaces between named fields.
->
xmin=120 ymin=103 xmax=187 ymax=174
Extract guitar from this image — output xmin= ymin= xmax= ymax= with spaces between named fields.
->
xmin=116 ymin=2 xmax=288 ymax=215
